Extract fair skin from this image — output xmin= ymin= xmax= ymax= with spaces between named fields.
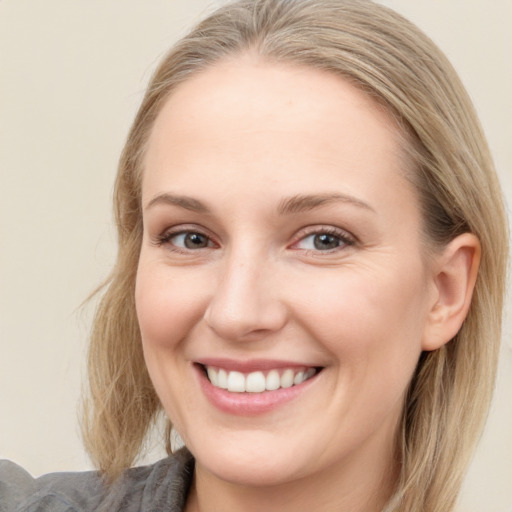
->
xmin=135 ymin=56 xmax=480 ymax=512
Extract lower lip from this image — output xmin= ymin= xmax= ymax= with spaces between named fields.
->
xmin=195 ymin=365 xmax=319 ymax=416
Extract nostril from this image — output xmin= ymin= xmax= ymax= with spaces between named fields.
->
xmin=204 ymin=300 xmax=289 ymax=342
xmin=202 ymin=269 xmax=288 ymax=342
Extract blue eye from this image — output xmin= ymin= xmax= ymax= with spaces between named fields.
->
xmin=295 ymin=230 xmax=353 ymax=251
xmin=168 ymin=232 xmax=212 ymax=249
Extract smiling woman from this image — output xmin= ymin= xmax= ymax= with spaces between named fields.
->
xmin=0 ymin=1 xmax=510 ymax=512
xmin=84 ymin=1 xmax=507 ymax=509
xmin=136 ymin=60 xmax=450 ymax=506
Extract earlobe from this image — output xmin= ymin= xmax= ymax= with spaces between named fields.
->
xmin=422 ymin=233 xmax=481 ymax=352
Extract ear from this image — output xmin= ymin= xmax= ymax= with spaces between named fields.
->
xmin=422 ymin=233 xmax=481 ymax=352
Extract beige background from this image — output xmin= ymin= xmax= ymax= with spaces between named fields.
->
xmin=0 ymin=1 xmax=510 ymax=511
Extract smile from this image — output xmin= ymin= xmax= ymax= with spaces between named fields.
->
xmin=204 ymin=366 xmax=319 ymax=393
xmin=195 ymin=361 xmax=324 ymax=415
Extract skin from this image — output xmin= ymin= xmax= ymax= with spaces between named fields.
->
xmin=135 ymin=55 xmax=480 ymax=512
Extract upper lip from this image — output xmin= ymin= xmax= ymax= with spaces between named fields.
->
xmin=195 ymin=358 xmax=321 ymax=373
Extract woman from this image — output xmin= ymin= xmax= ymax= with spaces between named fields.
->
xmin=1 ymin=0 xmax=508 ymax=511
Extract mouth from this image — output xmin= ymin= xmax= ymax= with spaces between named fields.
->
xmin=198 ymin=364 xmax=322 ymax=393
xmin=194 ymin=360 xmax=324 ymax=415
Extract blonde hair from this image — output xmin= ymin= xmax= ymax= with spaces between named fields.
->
xmin=82 ymin=1 xmax=509 ymax=510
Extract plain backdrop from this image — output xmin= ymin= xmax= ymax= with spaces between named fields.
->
xmin=0 ymin=1 xmax=510 ymax=511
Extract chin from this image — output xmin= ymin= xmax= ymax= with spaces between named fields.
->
xmin=186 ymin=431 xmax=314 ymax=487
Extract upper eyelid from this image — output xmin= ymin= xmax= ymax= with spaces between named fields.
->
xmin=291 ymin=225 xmax=357 ymax=243
xmin=160 ymin=224 xmax=214 ymax=238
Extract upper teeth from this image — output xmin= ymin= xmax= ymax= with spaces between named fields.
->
xmin=205 ymin=366 xmax=317 ymax=393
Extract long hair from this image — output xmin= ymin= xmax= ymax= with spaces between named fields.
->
xmin=82 ymin=1 xmax=509 ymax=510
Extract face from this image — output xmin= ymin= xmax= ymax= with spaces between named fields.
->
xmin=136 ymin=57 xmax=435 ymax=489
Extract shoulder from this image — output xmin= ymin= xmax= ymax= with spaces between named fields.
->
xmin=0 ymin=449 xmax=194 ymax=512
xmin=0 ymin=458 xmax=104 ymax=512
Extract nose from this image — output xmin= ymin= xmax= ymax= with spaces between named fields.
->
xmin=204 ymin=250 xmax=288 ymax=342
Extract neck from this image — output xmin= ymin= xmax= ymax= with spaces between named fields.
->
xmin=184 ymin=437 xmax=398 ymax=512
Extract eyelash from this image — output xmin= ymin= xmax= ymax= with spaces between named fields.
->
xmin=154 ymin=227 xmax=217 ymax=254
xmin=291 ymin=226 xmax=356 ymax=253
xmin=153 ymin=225 xmax=356 ymax=254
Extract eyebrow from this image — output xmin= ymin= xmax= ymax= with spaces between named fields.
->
xmin=144 ymin=192 xmax=375 ymax=215
xmin=145 ymin=193 xmax=211 ymax=213
xmin=277 ymin=193 xmax=375 ymax=215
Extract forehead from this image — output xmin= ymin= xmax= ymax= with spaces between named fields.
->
xmin=148 ymin=57 xmax=402 ymax=151
xmin=142 ymin=56 xmax=415 ymax=215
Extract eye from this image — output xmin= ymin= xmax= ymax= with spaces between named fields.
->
xmin=171 ymin=232 xmax=212 ymax=249
xmin=157 ymin=230 xmax=215 ymax=250
xmin=293 ymin=228 xmax=355 ymax=252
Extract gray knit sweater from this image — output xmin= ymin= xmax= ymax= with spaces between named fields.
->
xmin=0 ymin=449 xmax=194 ymax=512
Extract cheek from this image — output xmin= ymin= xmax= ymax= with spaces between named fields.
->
xmin=134 ymin=260 xmax=209 ymax=427
xmin=135 ymin=261 xmax=208 ymax=350
xmin=295 ymin=262 xmax=428 ymax=377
